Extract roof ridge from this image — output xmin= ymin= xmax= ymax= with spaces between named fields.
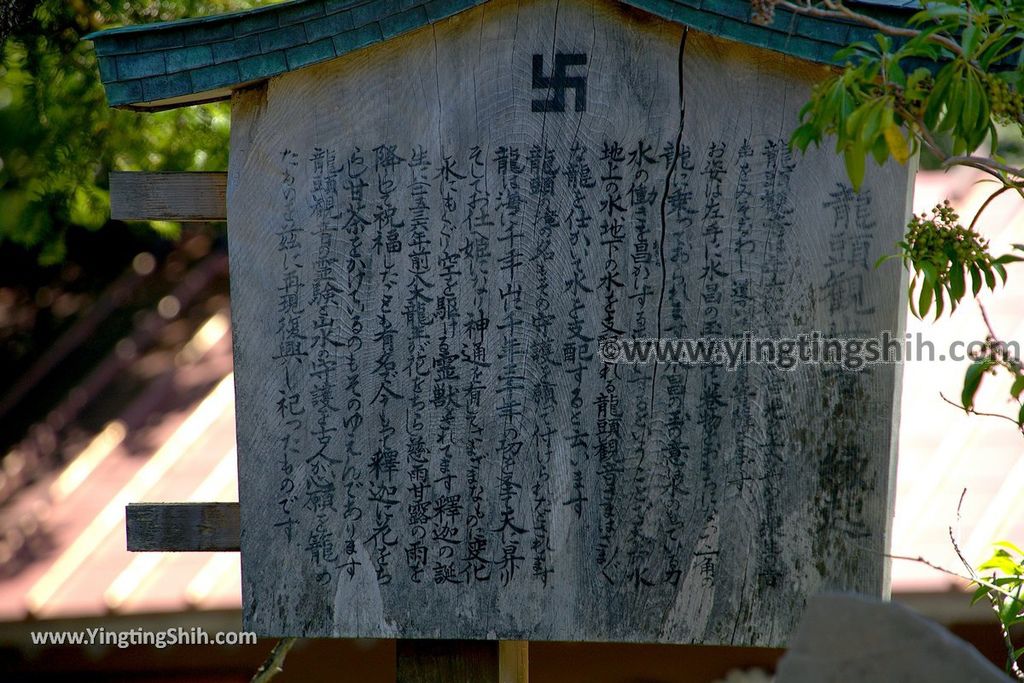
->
xmin=86 ymin=0 xmax=918 ymax=111
xmin=83 ymin=0 xmax=386 ymax=40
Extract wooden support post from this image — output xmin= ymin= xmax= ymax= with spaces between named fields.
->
xmin=125 ymin=502 xmax=240 ymax=551
xmin=498 ymin=641 xmax=528 ymax=683
xmin=109 ymin=171 xmax=227 ymax=221
xmin=123 ymin=504 xmax=529 ymax=681
xmin=396 ymin=640 xmax=527 ymax=683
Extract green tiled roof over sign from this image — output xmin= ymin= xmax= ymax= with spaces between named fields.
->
xmin=86 ymin=0 xmax=918 ymax=110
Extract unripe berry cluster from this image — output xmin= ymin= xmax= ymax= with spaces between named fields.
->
xmin=984 ymin=73 xmax=1024 ymax=124
xmin=905 ymin=200 xmax=990 ymax=277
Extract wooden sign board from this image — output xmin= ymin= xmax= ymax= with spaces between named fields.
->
xmin=228 ymin=0 xmax=910 ymax=645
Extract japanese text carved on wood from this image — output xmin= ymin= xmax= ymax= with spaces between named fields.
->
xmin=228 ymin=0 xmax=911 ymax=646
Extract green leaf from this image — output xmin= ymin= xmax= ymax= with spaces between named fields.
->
xmin=924 ymin=66 xmax=953 ymax=129
xmin=1011 ymin=375 xmax=1024 ymax=400
xmin=965 ymin=74 xmax=990 ymax=150
xmin=829 ymin=82 xmax=856 ymax=121
xmin=889 ymin=61 xmax=906 ymax=88
xmin=952 ymin=135 xmax=967 ymax=157
xmin=884 ymin=123 xmax=910 ymax=164
xmin=790 ymin=122 xmax=819 ymax=151
xmin=1019 ymin=403 xmax=1024 ymax=427
xmin=984 ymin=263 xmax=997 ymax=289
xmin=871 ymin=134 xmax=889 ymax=165
xmin=994 ymin=253 xmax=1024 ymax=264
xmin=846 ymin=101 xmax=869 ymax=142
xmin=994 ymin=262 xmax=1008 ymax=284
xmin=995 ymin=541 xmax=1024 ymax=557
xmin=835 ymin=41 xmax=876 ymax=61
xmin=921 ymin=261 xmax=939 ymax=285
xmin=905 ymin=37 xmax=943 ymax=62
xmin=971 ymin=263 xmax=983 ymax=296
xmin=962 ymin=74 xmax=979 ymax=138
xmin=844 ymin=145 xmax=866 ymax=190
xmin=940 ymin=71 xmax=965 ymax=133
xmin=911 ymin=5 xmax=968 ymax=24
xmin=993 ymin=577 xmax=1023 ymax=587
xmin=932 ymin=278 xmax=945 ymax=319
xmin=908 ymin=273 xmax=919 ymax=317
xmin=874 ymin=253 xmax=899 ymax=269
xmin=962 ymin=358 xmax=993 ymax=411
xmin=950 ymin=263 xmax=966 ymax=302
xmin=972 ymin=583 xmax=992 ymax=606
xmin=962 ymin=24 xmax=980 ymax=58
xmin=918 ymin=273 xmax=934 ymax=318
xmin=980 ymin=551 xmax=1022 ymax=574
xmin=979 ymin=32 xmax=1017 ymax=69
xmin=864 ymin=101 xmax=886 ymax=146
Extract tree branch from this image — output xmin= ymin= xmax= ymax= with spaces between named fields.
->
xmin=949 ymin=492 xmax=1024 ymax=681
xmin=251 ymin=638 xmax=297 ymax=683
xmin=943 ymin=156 xmax=1024 ymax=180
xmin=978 ymin=301 xmax=1000 ymax=342
xmin=886 ymin=551 xmax=974 ymax=584
xmin=775 ymin=0 xmax=963 ymax=55
xmin=969 ymin=186 xmax=1014 ymax=232
xmin=0 ymin=0 xmax=38 ymax=45
xmin=939 ymin=392 xmax=1023 ymax=430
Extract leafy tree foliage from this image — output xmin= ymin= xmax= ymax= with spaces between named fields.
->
xmin=0 ymin=0 xmax=265 ymax=264
xmin=774 ymin=0 xmax=1024 ymax=675
xmin=778 ymin=0 xmax=1024 ymax=433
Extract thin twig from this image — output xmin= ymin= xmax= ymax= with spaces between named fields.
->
xmin=977 ymin=302 xmax=1022 ymax=371
xmin=859 ymin=543 xmax=1024 ymax=603
xmin=950 ymin=488 xmax=976 ymax=579
xmin=978 ymin=301 xmax=1000 ymax=342
xmin=912 ymin=118 xmax=951 ymax=162
xmin=886 ymin=551 xmax=974 ymax=583
xmin=969 ymin=186 xmax=1014 ymax=232
xmin=948 ymin=492 xmax=1024 ymax=681
xmin=939 ymin=392 xmax=1023 ymax=428
xmin=251 ymin=638 xmax=297 ymax=683
xmin=994 ymin=584 xmax=1024 ymax=681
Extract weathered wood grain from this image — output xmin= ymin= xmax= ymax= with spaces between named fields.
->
xmin=126 ymin=502 xmax=240 ymax=551
xmin=397 ymin=640 xmax=499 ymax=683
xmin=109 ymin=172 xmax=227 ymax=221
xmin=228 ymin=0 xmax=912 ymax=645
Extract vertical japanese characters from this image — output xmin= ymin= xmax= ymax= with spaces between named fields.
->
xmin=263 ymin=135 xmax=881 ymax=598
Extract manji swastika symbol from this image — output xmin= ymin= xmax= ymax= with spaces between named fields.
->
xmin=531 ymin=52 xmax=588 ymax=113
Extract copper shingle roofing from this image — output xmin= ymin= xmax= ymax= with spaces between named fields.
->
xmin=84 ymin=0 xmax=919 ymax=110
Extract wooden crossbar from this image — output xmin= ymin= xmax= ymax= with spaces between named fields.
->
xmin=125 ymin=501 xmax=529 ymax=679
xmin=109 ymin=172 xmax=227 ymax=221
xmin=126 ymin=502 xmax=239 ymax=551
